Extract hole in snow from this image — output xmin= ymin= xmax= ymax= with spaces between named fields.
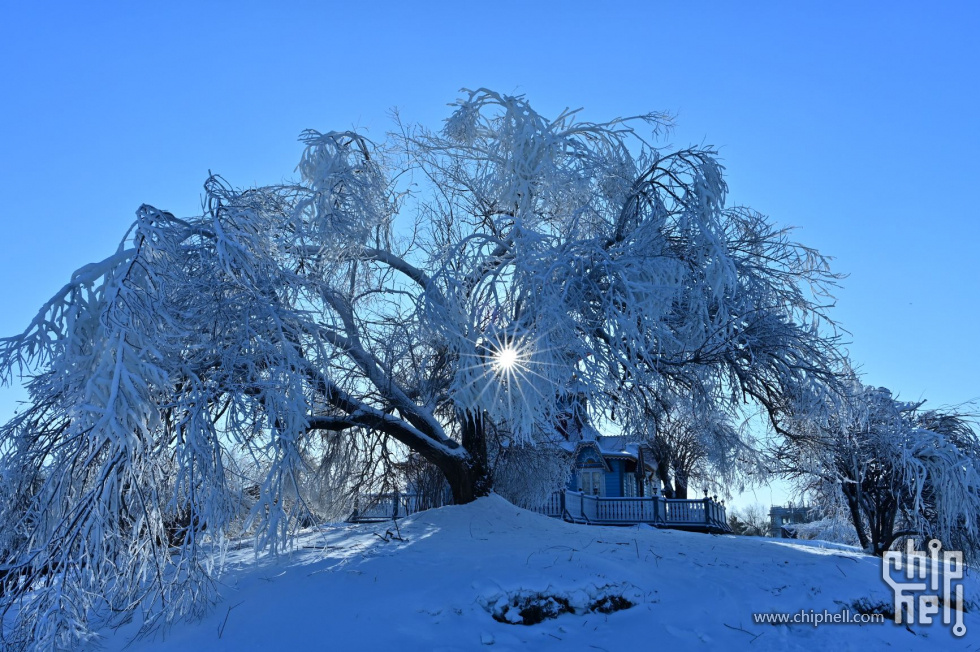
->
xmin=487 ymin=587 xmax=636 ymax=625
xmin=493 ymin=594 xmax=573 ymax=625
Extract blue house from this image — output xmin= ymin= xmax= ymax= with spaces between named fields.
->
xmin=528 ymin=435 xmax=729 ymax=533
xmin=354 ymin=426 xmax=729 ymax=533
xmin=564 ymin=436 xmax=660 ymax=498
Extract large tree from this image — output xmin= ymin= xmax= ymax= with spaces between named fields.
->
xmin=0 ymin=89 xmax=841 ymax=647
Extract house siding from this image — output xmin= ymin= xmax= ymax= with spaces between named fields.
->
xmin=605 ymin=460 xmax=622 ymax=497
xmin=569 ymin=441 xmax=649 ymax=498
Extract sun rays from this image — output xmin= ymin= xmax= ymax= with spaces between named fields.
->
xmin=451 ymin=329 xmax=565 ymax=440
xmin=493 ymin=345 xmax=519 ymax=372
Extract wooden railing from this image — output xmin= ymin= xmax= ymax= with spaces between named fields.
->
xmin=350 ymin=490 xmax=730 ymax=533
xmin=530 ymin=490 xmax=731 ymax=533
xmin=535 ymin=491 xmax=565 ymax=518
xmin=348 ymin=492 xmax=428 ymax=522
xmin=593 ymin=496 xmax=659 ymax=522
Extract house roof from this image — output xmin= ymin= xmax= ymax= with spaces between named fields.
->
xmin=567 ymin=435 xmax=657 ymax=472
xmin=573 ymin=440 xmax=612 ymax=472
xmin=594 ymin=436 xmax=636 ymax=457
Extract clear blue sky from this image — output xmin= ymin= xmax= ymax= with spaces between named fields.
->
xmin=1 ymin=2 xmax=978 ymax=506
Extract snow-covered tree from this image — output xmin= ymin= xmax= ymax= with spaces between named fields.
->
xmin=776 ymin=378 xmax=980 ymax=556
xmin=0 ymin=89 xmax=842 ymax=647
xmin=643 ymin=397 xmax=751 ymax=499
xmin=728 ymin=503 xmax=772 ymax=537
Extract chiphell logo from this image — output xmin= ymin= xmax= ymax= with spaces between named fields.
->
xmin=882 ymin=539 xmax=966 ymax=637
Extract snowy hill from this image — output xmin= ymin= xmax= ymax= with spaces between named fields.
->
xmin=101 ymin=496 xmax=977 ymax=651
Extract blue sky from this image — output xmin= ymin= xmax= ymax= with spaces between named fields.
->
xmin=1 ymin=2 xmax=977 ymax=504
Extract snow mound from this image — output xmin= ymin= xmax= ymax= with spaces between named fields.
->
xmin=98 ymin=495 xmax=978 ymax=651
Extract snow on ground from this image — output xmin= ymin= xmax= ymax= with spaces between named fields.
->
xmin=101 ymin=496 xmax=978 ymax=651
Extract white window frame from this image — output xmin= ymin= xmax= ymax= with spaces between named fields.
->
xmin=579 ymin=470 xmax=604 ymax=496
xmin=623 ymin=473 xmax=637 ymax=497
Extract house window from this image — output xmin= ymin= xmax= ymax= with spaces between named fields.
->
xmin=623 ymin=474 xmax=637 ymax=497
xmin=579 ymin=470 xmax=604 ymax=496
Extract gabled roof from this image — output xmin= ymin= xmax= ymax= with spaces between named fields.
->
xmin=569 ymin=436 xmax=657 ymax=472
xmin=573 ymin=440 xmax=612 ymax=472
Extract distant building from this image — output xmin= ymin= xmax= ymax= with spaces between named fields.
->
xmin=769 ymin=504 xmax=818 ymax=538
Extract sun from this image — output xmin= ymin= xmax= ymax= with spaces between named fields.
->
xmin=495 ymin=345 xmax=519 ymax=372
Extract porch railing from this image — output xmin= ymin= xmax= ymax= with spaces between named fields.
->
xmin=531 ymin=490 xmax=730 ymax=533
xmin=349 ymin=489 xmax=730 ymax=533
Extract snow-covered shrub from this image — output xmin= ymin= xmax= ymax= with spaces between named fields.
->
xmin=791 ymin=518 xmax=863 ymax=547
xmin=491 ymin=442 xmax=573 ymax=509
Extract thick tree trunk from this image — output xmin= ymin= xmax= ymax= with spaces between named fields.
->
xmin=869 ymin=500 xmax=898 ymax=556
xmin=432 ymin=410 xmax=492 ymax=505
xmin=441 ymin=458 xmax=492 ymax=504
xmin=674 ymin=468 xmax=689 ymax=500
xmin=841 ymin=483 xmax=871 ymax=551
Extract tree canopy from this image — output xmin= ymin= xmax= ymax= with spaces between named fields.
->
xmin=0 ymin=89 xmax=843 ymax=648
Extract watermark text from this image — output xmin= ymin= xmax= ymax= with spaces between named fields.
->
xmin=752 ymin=608 xmax=884 ymax=626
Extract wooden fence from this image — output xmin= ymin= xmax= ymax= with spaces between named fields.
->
xmin=348 ymin=492 xmax=428 ymax=522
